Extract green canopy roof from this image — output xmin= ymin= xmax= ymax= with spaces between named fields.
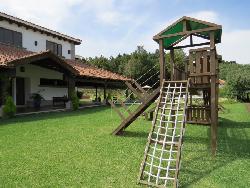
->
xmin=153 ymin=16 xmax=222 ymax=49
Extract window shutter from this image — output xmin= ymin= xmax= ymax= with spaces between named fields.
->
xmin=13 ymin=32 xmax=22 ymax=47
xmin=57 ymin=44 xmax=62 ymax=57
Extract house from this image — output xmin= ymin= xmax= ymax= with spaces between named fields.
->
xmin=0 ymin=12 xmax=129 ymax=114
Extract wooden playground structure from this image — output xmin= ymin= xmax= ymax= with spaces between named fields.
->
xmin=109 ymin=16 xmax=222 ymax=187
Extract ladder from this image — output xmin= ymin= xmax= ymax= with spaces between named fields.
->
xmin=109 ymin=79 xmax=160 ymax=135
xmin=138 ymin=80 xmax=189 ymax=188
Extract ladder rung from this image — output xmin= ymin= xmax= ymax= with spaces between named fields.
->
xmin=150 ymin=138 xmax=180 ymax=146
xmin=156 ymin=119 xmax=183 ymax=123
xmin=149 ymin=146 xmax=178 ymax=153
xmin=152 ymin=132 xmax=180 ymax=138
xmin=146 ymin=155 xmax=177 ymax=162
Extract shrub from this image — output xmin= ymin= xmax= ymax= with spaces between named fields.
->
xmin=70 ymin=91 xmax=79 ymax=110
xmin=76 ymin=90 xmax=83 ymax=99
xmin=2 ymin=96 xmax=16 ymax=118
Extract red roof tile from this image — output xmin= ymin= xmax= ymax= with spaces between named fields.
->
xmin=0 ymin=44 xmax=130 ymax=81
xmin=66 ymin=59 xmax=130 ymax=81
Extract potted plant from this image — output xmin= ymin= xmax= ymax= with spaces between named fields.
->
xmin=31 ymin=92 xmax=44 ymax=109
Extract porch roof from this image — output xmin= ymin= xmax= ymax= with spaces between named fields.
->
xmin=0 ymin=44 xmax=130 ymax=82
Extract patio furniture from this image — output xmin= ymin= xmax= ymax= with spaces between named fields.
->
xmin=52 ymin=97 xmax=68 ymax=107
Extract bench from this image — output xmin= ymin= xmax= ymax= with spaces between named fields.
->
xmin=52 ymin=97 xmax=68 ymax=107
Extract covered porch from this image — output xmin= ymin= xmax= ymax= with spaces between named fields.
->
xmin=0 ymin=44 xmax=129 ymax=116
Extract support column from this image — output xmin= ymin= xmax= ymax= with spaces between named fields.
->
xmin=103 ymin=82 xmax=107 ymax=104
xmin=210 ymin=32 xmax=218 ymax=156
xmin=12 ymin=77 xmax=16 ymax=105
xmin=159 ymin=39 xmax=165 ymax=85
xmin=68 ymin=76 xmax=75 ymax=99
xmin=170 ymin=49 xmax=175 ymax=81
xmin=95 ymin=86 xmax=98 ymax=101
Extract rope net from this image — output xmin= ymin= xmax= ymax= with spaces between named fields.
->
xmin=138 ymin=80 xmax=189 ymax=188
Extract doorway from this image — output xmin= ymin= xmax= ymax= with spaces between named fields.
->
xmin=16 ymin=77 xmax=25 ymax=105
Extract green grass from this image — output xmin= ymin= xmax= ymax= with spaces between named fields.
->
xmin=0 ymin=103 xmax=249 ymax=187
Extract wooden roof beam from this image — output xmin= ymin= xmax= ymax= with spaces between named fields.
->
xmin=153 ymin=26 xmax=221 ymax=40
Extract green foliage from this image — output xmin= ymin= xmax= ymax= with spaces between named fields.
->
xmin=31 ymin=93 xmax=44 ymax=101
xmin=219 ymin=61 xmax=250 ymax=101
xmin=85 ymin=46 xmax=186 ymax=81
xmin=2 ymin=96 xmax=16 ymax=118
xmin=76 ymin=90 xmax=83 ymax=99
xmin=70 ymin=91 xmax=79 ymax=110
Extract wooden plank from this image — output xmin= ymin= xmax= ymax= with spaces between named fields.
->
xmin=196 ymin=51 xmax=202 ymax=84
xmin=159 ymin=39 xmax=165 ymax=85
xmin=119 ymin=100 xmax=132 ymax=115
xmin=125 ymin=81 xmax=143 ymax=101
xmin=108 ymin=100 xmax=126 ymax=120
xmin=203 ymin=51 xmax=209 ymax=83
xmin=170 ymin=42 xmax=210 ymax=50
xmin=210 ymin=31 xmax=218 ymax=156
xmin=113 ymin=87 xmax=160 ymax=135
xmin=189 ymin=52 xmax=194 ymax=83
xmin=170 ymin=49 xmax=175 ymax=80
xmin=133 ymin=81 xmax=147 ymax=95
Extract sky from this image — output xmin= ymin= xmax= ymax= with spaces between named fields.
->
xmin=0 ymin=0 xmax=250 ymax=64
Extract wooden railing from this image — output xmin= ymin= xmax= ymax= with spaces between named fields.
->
xmin=187 ymin=105 xmax=211 ymax=125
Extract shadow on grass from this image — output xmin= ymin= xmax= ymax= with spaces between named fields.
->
xmin=180 ymin=117 xmax=250 ymax=187
xmin=122 ymin=131 xmax=149 ymax=138
xmin=0 ymin=106 xmax=110 ymax=126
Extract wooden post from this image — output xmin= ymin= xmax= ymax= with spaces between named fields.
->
xmin=95 ymin=86 xmax=98 ymax=101
xmin=210 ymin=31 xmax=218 ymax=156
xmin=104 ymin=82 xmax=107 ymax=104
xmin=104 ymin=83 xmax=107 ymax=99
xmin=170 ymin=49 xmax=175 ymax=81
xmin=159 ymin=39 xmax=165 ymax=85
xmin=68 ymin=76 xmax=75 ymax=99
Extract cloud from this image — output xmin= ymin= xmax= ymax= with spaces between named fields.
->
xmin=0 ymin=0 xmax=82 ymax=30
xmin=217 ymin=30 xmax=250 ymax=64
xmin=187 ymin=10 xmax=219 ymax=23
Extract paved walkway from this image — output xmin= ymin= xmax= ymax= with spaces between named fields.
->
xmin=16 ymin=103 xmax=105 ymax=116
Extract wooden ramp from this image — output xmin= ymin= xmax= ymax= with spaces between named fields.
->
xmin=138 ymin=80 xmax=189 ymax=188
xmin=111 ymin=87 xmax=160 ymax=135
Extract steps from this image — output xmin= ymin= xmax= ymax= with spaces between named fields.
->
xmin=138 ymin=80 xmax=189 ymax=188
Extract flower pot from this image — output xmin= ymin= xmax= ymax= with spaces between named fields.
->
xmin=33 ymin=100 xmax=41 ymax=109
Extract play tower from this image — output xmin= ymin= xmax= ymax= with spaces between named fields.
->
xmin=109 ymin=16 xmax=222 ymax=187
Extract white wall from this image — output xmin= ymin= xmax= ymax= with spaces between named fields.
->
xmin=16 ymin=64 xmax=68 ymax=102
xmin=0 ymin=20 xmax=74 ymax=59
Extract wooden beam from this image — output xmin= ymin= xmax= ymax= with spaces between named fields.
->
xmin=159 ymin=39 xmax=165 ymax=85
xmin=108 ymin=100 xmax=126 ymax=120
xmin=168 ymin=42 xmax=210 ymax=50
xmin=170 ymin=49 xmax=175 ymax=81
xmin=125 ymin=81 xmax=144 ymax=101
xmin=209 ymin=31 xmax=218 ymax=156
xmin=133 ymin=80 xmax=148 ymax=95
xmin=154 ymin=26 xmax=221 ymax=40
xmin=119 ymin=100 xmax=132 ymax=115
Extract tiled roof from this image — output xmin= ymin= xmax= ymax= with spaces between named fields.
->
xmin=0 ymin=44 xmax=130 ymax=82
xmin=0 ymin=44 xmax=39 ymax=66
xmin=0 ymin=12 xmax=81 ymax=45
xmin=66 ymin=59 xmax=130 ymax=81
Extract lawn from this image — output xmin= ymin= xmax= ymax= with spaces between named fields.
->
xmin=0 ymin=103 xmax=249 ymax=187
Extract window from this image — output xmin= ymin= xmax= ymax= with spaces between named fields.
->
xmin=46 ymin=40 xmax=62 ymax=56
xmin=0 ymin=27 xmax=22 ymax=47
xmin=34 ymin=41 xmax=38 ymax=46
xmin=40 ymin=78 xmax=67 ymax=87
xmin=68 ymin=50 xmax=71 ymax=54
